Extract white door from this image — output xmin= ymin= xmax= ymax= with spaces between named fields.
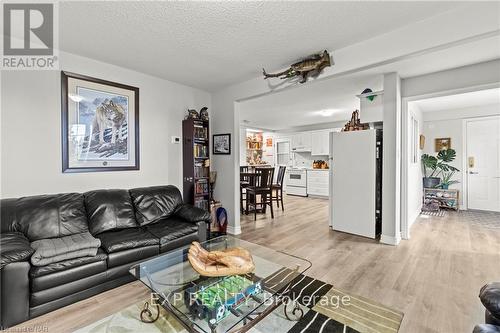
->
xmin=467 ymin=116 xmax=500 ymax=211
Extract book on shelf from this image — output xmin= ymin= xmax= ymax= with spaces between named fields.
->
xmin=194 ymin=144 xmax=208 ymax=158
xmin=195 ymin=180 xmax=209 ymax=195
xmin=193 ymin=126 xmax=208 ymax=141
xmin=194 ymin=163 xmax=209 ymax=178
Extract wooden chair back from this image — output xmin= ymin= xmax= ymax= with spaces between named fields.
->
xmin=240 ymin=166 xmax=249 ymax=182
xmin=276 ymin=166 xmax=286 ymax=188
xmin=254 ymin=167 xmax=274 ymax=189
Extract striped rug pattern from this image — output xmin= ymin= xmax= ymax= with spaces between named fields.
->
xmin=264 ymin=268 xmax=403 ymax=333
xmin=312 ymin=287 xmax=403 ymax=333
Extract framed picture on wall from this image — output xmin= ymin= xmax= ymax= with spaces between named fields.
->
xmin=61 ymin=71 xmax=140 ymax=173
xmin=213 ymin=133 xmax=231 ymax=155
xmin=435 ymin=137 xmax=451 ymax=152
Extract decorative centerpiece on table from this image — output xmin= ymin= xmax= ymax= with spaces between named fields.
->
xmin=187 ymin=241 xmax=255 ymax=277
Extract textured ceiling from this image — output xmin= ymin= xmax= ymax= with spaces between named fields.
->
xmin=413 ymin=88 xmax=500 ymax=112
xmin=59 ymin=1 xmax=460 ymax=91
xmin=239 ymin=73 xmax=382 ymax=130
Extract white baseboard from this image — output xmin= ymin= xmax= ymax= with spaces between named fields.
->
xmin=226 ymin=225 xmax=242 ymax=235
xmin=380 ymin=233 xmax=401 ymax=246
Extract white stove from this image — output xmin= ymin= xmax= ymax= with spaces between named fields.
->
xmin=286 ymin=168 xmax=307 ymax=197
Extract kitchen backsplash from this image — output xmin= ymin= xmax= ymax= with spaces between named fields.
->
xmin=293 ymin=151 xmax=328 ymax=168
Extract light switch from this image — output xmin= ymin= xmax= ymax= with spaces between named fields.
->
xmin=171 ymin=136 xmax=181 ymax=144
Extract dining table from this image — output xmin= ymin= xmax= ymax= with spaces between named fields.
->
xmin=240 ymin=169 xmax=271 ymax=214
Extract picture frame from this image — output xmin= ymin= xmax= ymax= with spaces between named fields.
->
xmin=61 ymin=71 xmax=140 ymax=173
xmin=434 ymin=137 xmax=451 ymax=152
xmin=213 ymin=133 xmax=231 ymax=155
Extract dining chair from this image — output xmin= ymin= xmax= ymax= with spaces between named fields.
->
xmin=240 ymin=166 xmax=250 ymax=214
xmin=246 ymin=167 xmax=275 ymax=221
xmin=272 ymin=165 xmax=286 ymax=211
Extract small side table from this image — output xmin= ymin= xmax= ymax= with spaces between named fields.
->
xmin=423 ymin=188 xmax=459 ymax=211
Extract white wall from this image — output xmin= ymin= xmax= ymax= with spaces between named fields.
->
xmin=407 ymin=104 xmax=423 ymax=231
xmin=421 ymin=104 xmax=500 ymax=208
xmin=1 ymin=51 xmax=210 ymax=198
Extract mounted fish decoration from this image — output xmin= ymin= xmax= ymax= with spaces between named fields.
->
xmin=263 ymin=50 xmax=332 ymax=83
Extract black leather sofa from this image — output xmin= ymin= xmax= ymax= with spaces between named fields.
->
xmin=474 ymin=282 xmax=500 ymax=333
xmin=0 ymin=185 xmax=209 ymax=329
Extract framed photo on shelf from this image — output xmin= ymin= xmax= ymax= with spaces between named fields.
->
xmin=61 ymin=71 xmax=140 ymax=173
xmin=213 ymin=133 xmax=231 ymax=155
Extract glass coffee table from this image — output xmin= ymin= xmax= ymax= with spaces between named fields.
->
xmin=130 ymin=236 xmax=311 ymax=333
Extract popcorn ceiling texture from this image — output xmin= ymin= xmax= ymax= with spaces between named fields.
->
xmin=59 ymin=1 xmax=457 ymax=91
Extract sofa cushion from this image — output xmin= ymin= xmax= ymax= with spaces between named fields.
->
xmin=84 ymin=189 xmax=138 ymax=235
xmin=30 ymin=272 xmax=107 ymax=307
xmin=106 ymin=245 xmax=159 ymax=268
xmin=0 ymin=232 xmax=34 ymax=269
xmin=146 ymin=217 xmax=199 ymax=245
xmin=129 ymin=185 xmax=183 ymax=226
xmin=480 ymin=282 xmax=500 ymax=321
xmin=30 ymin=249 xmax=108 ymax=278
xmin=31 ymin=260 xmax=107 ymax=292
xmin=97 ymin=228 xmax=159 ymax=253
xmin=3 ymin=193 xmax=88 ymax=241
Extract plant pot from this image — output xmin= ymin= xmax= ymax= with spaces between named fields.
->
xmin=441 ymin=184 xmax=449 ymax=190
xmin=423 ymin=177 xmax=440 ymax=188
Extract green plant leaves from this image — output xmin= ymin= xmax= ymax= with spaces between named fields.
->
xmin=437 ymin=149 xmax=456 ymax=162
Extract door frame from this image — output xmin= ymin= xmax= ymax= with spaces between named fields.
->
xmin=401 ymin=82 xmax=500 ymax=239
xmin=462 ymin=114 xmax=500 ymax=211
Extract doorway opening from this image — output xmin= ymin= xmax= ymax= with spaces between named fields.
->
xmin=235 ymin=73 xmax=384 ymax=240
xmin=402 ymin=87 xmax=500 ymax=238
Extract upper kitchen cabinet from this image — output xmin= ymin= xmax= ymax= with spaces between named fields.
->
xmin=311 ymin=130 xmax=330 ymax=156
xmin=291 ymin=132 xmax=312 ymax=152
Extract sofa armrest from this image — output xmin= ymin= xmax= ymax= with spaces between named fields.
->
xmin=0 ymin=262 xmax=30 ymax=329
xmin=480 ymin=282 xmax=500 ymax=324
xmin=0 ymin=232 xmax=34 ymax=269
xmin=174 ymin=204 xmax=210 ymax=223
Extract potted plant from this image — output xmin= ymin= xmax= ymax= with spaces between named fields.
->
xmin=421 ymin=154 xmax=440 ymax=188
xmin=421 ymin=149 xmax=459 ymax=188
xmin=439 ymin=168 xmax=460 ymax=189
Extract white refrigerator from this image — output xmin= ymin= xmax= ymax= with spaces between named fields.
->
xmin=329 ymin=129 xmax=382 ymax=238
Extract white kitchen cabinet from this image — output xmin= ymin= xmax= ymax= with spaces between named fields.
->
xmin=311 ymin=131 xmax=330 ymax=156
xmin=307 ymin=170 xmax=329 ymax=196
xmin=291 ymin=132 xmax=311 ymax=152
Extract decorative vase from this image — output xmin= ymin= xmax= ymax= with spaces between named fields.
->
xmin=423 ymin=177 xmax=440 ymax=188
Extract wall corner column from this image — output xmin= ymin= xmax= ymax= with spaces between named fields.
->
xmin=381 ymin=72 xmax=402 ymax=245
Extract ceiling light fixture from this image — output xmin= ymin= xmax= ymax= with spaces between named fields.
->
xmin=316 ymin=109 xmax=339 ymax=117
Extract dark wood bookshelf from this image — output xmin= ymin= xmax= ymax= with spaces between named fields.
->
xmin=182 ymin=118 xmax=210 ymax=211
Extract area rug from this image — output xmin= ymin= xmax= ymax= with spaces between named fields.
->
xmin=420 ymin=209 xmax=445 ymax=217
xmin=74 ymin=272 xmax=403 ymax=333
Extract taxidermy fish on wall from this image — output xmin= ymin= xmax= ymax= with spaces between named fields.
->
xmin=262 ymin=50 xmax=332 ymax=83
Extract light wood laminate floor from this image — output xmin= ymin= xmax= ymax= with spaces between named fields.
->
xmin=9 ymin=195 xmax=500 ymax=333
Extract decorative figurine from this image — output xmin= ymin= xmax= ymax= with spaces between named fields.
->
xmin=263 ymin=50 xmax=332 ymax=83
xmin=200 ymin=107 xmax=209 ymax=121
xmin=342 ymin=110 xmax=369 ymax=132
xmin=186 ymin=109 xmax=199 ymax=119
